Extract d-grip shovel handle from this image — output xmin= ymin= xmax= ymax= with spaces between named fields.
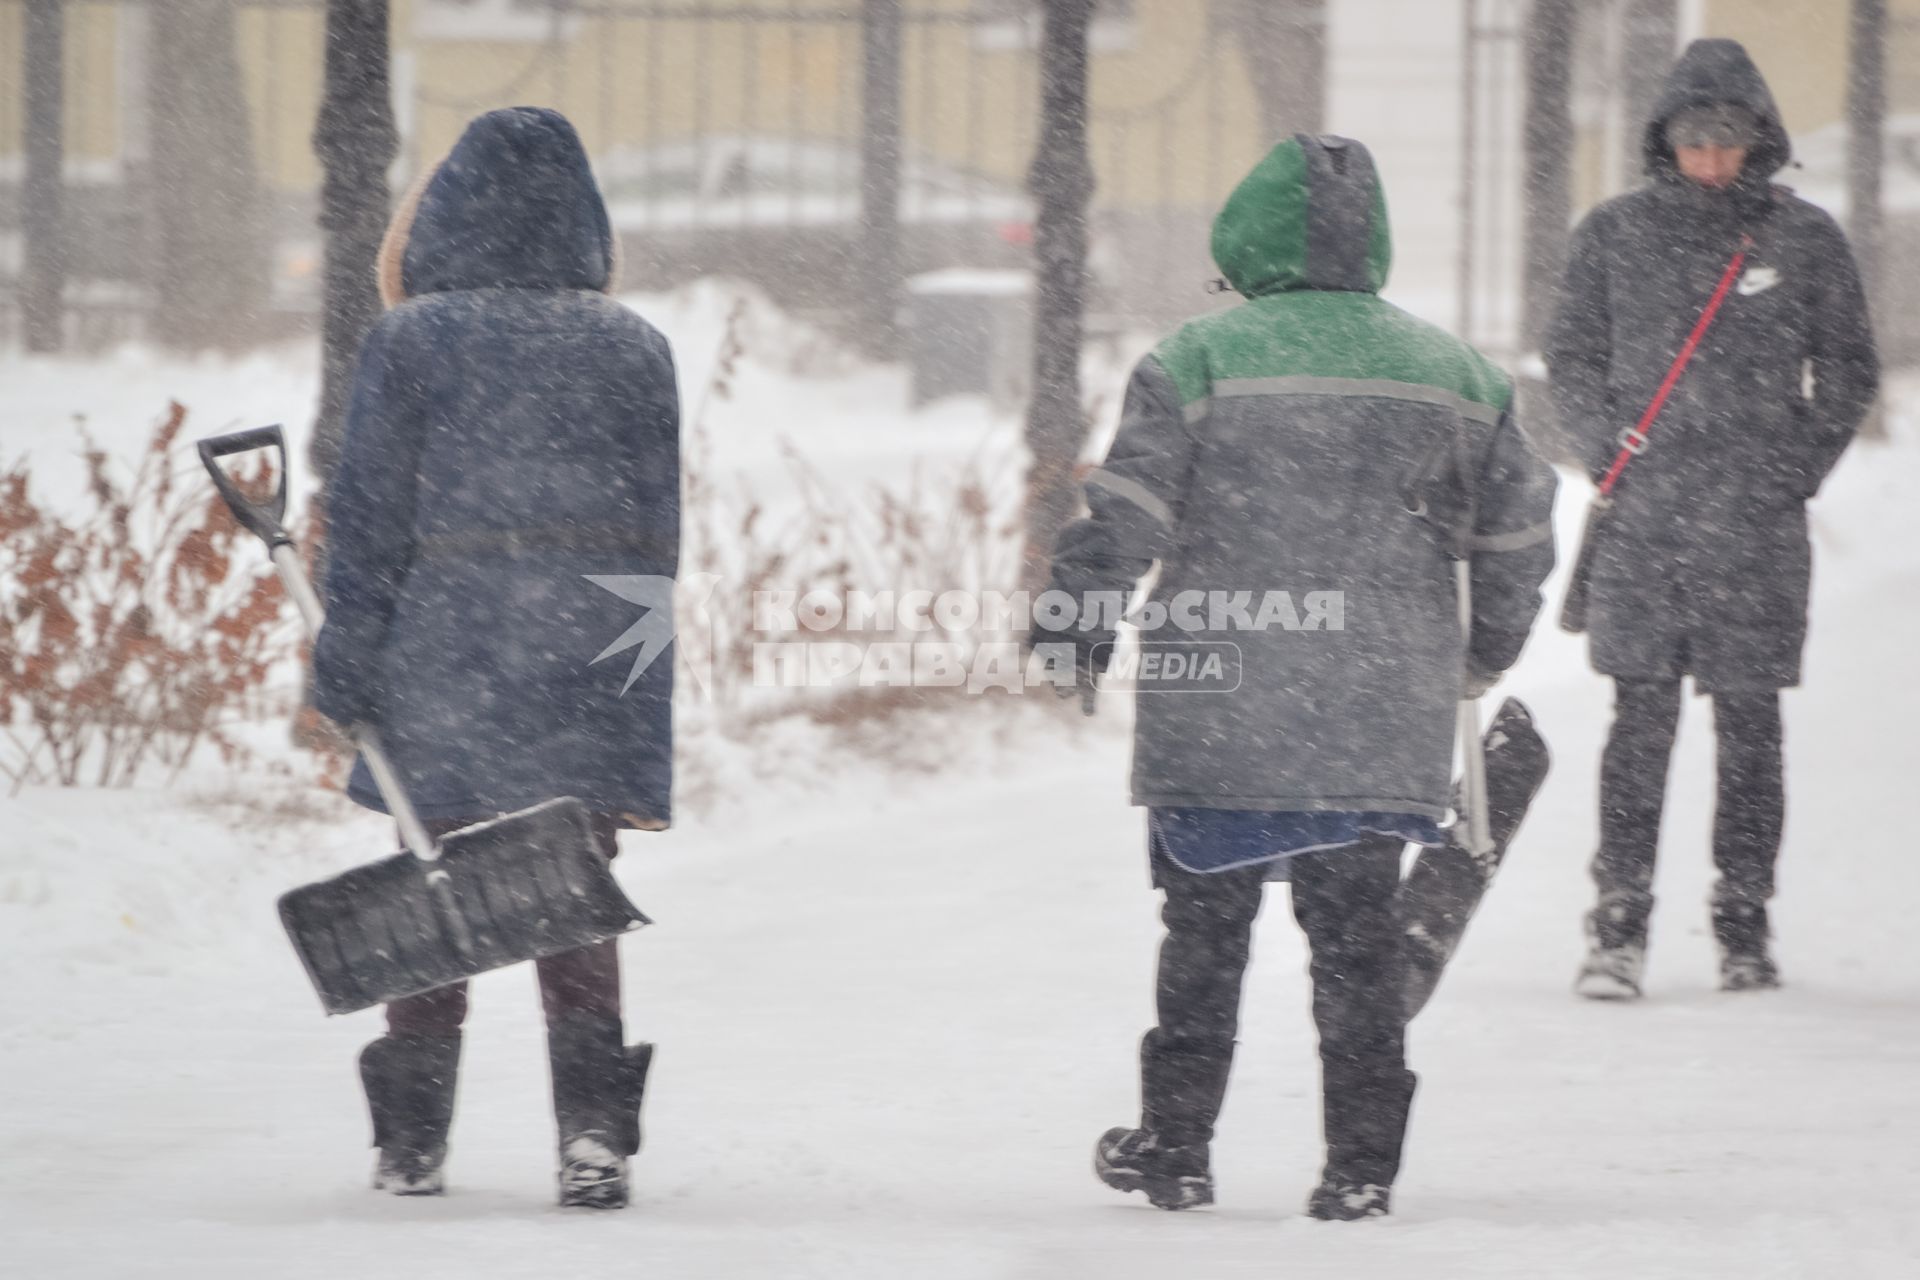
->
xmin=198 ymin=426 xmax=327 ymax=640
xmin=197 ymin=425 xmax=293 ymax=547
xmin=196 ymin=428 xmax=454 ymax=890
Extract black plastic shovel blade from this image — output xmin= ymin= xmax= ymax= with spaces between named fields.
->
xmin=1400 ymin=698 xmax=1551 ymax=1020
xmin=278 ymin=797 xmax=650 ymax=1015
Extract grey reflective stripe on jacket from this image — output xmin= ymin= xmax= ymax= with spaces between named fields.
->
xmin=1053 ymin=357 xmax=1557 ymax=818
xmin=1206 ymin=376 xmax=1504 ymax=426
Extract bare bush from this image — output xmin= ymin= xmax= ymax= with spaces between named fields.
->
xmin=679 ymin=300 xmax=1029 ymax=723
xmin=0 ymin=403 xmax=298 ymax=790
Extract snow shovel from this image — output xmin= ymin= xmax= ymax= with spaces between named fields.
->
xmin=199 ymin=425 xmax=651 ymax=1016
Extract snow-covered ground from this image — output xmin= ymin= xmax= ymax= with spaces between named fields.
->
xmin=3 ymin=309 xmax=1919 ymax=1278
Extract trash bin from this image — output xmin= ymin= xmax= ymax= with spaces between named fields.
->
xmin=906 ymin=269 xmax=1033 ymax=411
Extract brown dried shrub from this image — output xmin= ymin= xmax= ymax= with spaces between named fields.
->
xmin=0 ymin=403 xmax=297 ymax=790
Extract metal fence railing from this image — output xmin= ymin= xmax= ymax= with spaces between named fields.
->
xmin=0 ymin=1 xmax=1270 ymax=346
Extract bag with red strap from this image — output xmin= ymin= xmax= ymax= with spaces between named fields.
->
xmin=1560 ymin=233 xmax=1755 ymax=635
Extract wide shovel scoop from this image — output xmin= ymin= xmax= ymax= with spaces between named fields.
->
xmin=200 ymin=425 xmax=650 ymax=1015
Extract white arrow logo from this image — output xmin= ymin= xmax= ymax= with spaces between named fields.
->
xmin=584 ymin=575 xmax=679 ymax=695
xmin=1737 ymin=265 xmax=1781 ymax=297
xmin=584 ymin=573 xmax=721 ymax=699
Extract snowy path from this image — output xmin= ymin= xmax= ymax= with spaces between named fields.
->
xmin=6 ymin=544 xmax=1920 ymax=1278
xmin=5 ymin=350 xmax=1920 ymax=1275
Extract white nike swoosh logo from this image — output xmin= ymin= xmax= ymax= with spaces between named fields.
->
xmin=1737 ymin=268 xmax=1781 ymax=296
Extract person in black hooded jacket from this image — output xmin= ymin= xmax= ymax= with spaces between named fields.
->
xmin=311 ymin=108 xmax=677 ymax=1208
xmin=1546 ymin=40 xmax=1878 ymax=1000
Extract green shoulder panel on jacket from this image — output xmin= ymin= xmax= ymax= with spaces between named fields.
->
xmin=1158 ymin=132 xmax=1509 ymax=418
xmin=1149 ymin=325 xmax=1214 ymax=412
xmin=1159 ymin=294 xmax=1511 ymax=416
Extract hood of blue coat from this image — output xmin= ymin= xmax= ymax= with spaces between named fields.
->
xmin=400 ymin=107 xmax=615 ymax=298
xmin=1643 ymin=39 xmax=1791 ymax=183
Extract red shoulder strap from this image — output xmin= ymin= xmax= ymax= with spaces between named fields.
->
xmin=1597 ymin=233 xmax=1755 ymax=498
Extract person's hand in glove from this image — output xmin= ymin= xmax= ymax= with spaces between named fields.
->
xmin=1028 ymin=627 xmax=1109 ymax=715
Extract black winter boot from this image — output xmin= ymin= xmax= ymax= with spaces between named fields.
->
xmin=1713 ymin=900 xmax=1780 ymax=992
xmin=360 ymin=1033 xmax=462 ymax=1195
xmin=547 ymin=1013 xmax=653 ymax=1208
xmin=1094 ymin=1031 xmax=1234 ymax=1210
xmin=1309 ymin=1066 xmax=1416 ymax=1220
xmin=1307 ymin=1181 xmax=1393 ymax=1220
xmin=1095 ymin=1128 xmax=1213 ymax=1210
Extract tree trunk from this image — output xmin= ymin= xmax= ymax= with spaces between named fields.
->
xmin=21 ymin=0 xmax=65 ymax=353
xmin=1847 ymin=0 xmax=1887 ymax=439
xmin=1020 ymin=0 xmax=1097 ymax=594
xmin=858 ymin=0 xmax=905 ymax=359
xmin=149 ymin=0 xmax=271 ymax=353
xmin=1220 ymin=0 xmax=1326 ymax=140
xmin=1618 ymin=0 xmax=1679 ymax=186
xmin=1520 ymin=0 xmax=1579 ymax=353
xmin=311 ymin=0 xmax=398 ymax=504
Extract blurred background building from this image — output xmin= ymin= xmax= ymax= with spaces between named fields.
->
xmin=0 ymin=0 xmax=1908 ymax=360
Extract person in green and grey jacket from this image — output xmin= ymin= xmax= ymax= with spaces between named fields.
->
xmin=1049 ymin=135 xmax=1558 ymax=1219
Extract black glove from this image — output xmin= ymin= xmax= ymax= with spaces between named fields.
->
xmin=1028 ymin=628 xmax=1109 ymax=716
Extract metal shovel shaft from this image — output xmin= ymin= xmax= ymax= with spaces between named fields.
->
xmin=267 ymin=543 xmax=442 ymax=868
xmin=1455 ymin=559 xmax=1494 ymax=857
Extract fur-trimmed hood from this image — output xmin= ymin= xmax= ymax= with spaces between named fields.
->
xmin=377 ymin=107 xmax=617 ymax=307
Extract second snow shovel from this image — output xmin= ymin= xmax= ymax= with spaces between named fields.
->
xmin=200 ymin=425 xmax=650 ymax=1016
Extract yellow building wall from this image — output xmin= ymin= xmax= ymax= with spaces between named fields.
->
xmin=0 ymin=3 xmax=19 ymax=160
xmin=0 ymin=0 xmax=1265 ymax=209
xmin=400 ymin=0 xmax=1260 ymax=209
xmin=236 ymin=4 xmax=327 ymax=191
xmin=1704 ymin=0 xmax=1851 ymax=135
xmin=1703 ymin=0 xmax=1920 ymax=133
xmin=0 ymin=0 xmax=120 ymax=167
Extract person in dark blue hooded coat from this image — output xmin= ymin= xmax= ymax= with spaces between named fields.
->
xmin=309 ymin=108 xmax=677 ymax=1209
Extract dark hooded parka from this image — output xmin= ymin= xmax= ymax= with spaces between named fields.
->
xmin=1546 ymin=40 xmax=1878 ymax=692
xmin=311 ymin=107 xmax=680 ymax=825
xmin=1050 ymin=135 xmax=1558 ymax=828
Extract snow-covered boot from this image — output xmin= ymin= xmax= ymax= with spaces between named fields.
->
xmin=1309 ymin=1066 xmax=1415 ymax=1220
xmin=1713 ymin=901 xmax=1780 ymax=992
xmin=1094 ymin=1127 xmax=1213 ymax=1210
xmin=1307 ymin=1181 xmax=1392 ymax=1221
xmin=1576 ymin=942 xmax=1646 ymax=1000
xmin=547 ymin=1013 xmax=652 ymax=1209
xmin=1094 ymin=1031 xmax=1233 ymax=1210
xmin=1576 ymin=894 xmax=1648 ymax=1000
xmin=360 ymin=1032 xmax=461 ymax=1196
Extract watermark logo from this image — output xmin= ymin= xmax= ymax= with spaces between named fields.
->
xmin=586 ymin=582 xmax=1338 ymax=698
xmin=746 ymin=588 xmax=1336 ymax=695
xmin=584 ymin=573 xmax=719 ymax=697
xmin=1094 ymin=641 xmax=1243 ymax=693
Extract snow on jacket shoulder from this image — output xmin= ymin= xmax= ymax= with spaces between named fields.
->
xmin=1050 ymin=134 xmax=1558 ymax=819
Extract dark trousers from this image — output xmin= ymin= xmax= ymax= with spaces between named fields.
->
xmin=1151 ymin=835 xmax=1416 ymax=1187
xmin=1591 ymin=678 xmax=1784 ymax=940
xmin=385 ymin=814 xmax=626 ymax=1036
